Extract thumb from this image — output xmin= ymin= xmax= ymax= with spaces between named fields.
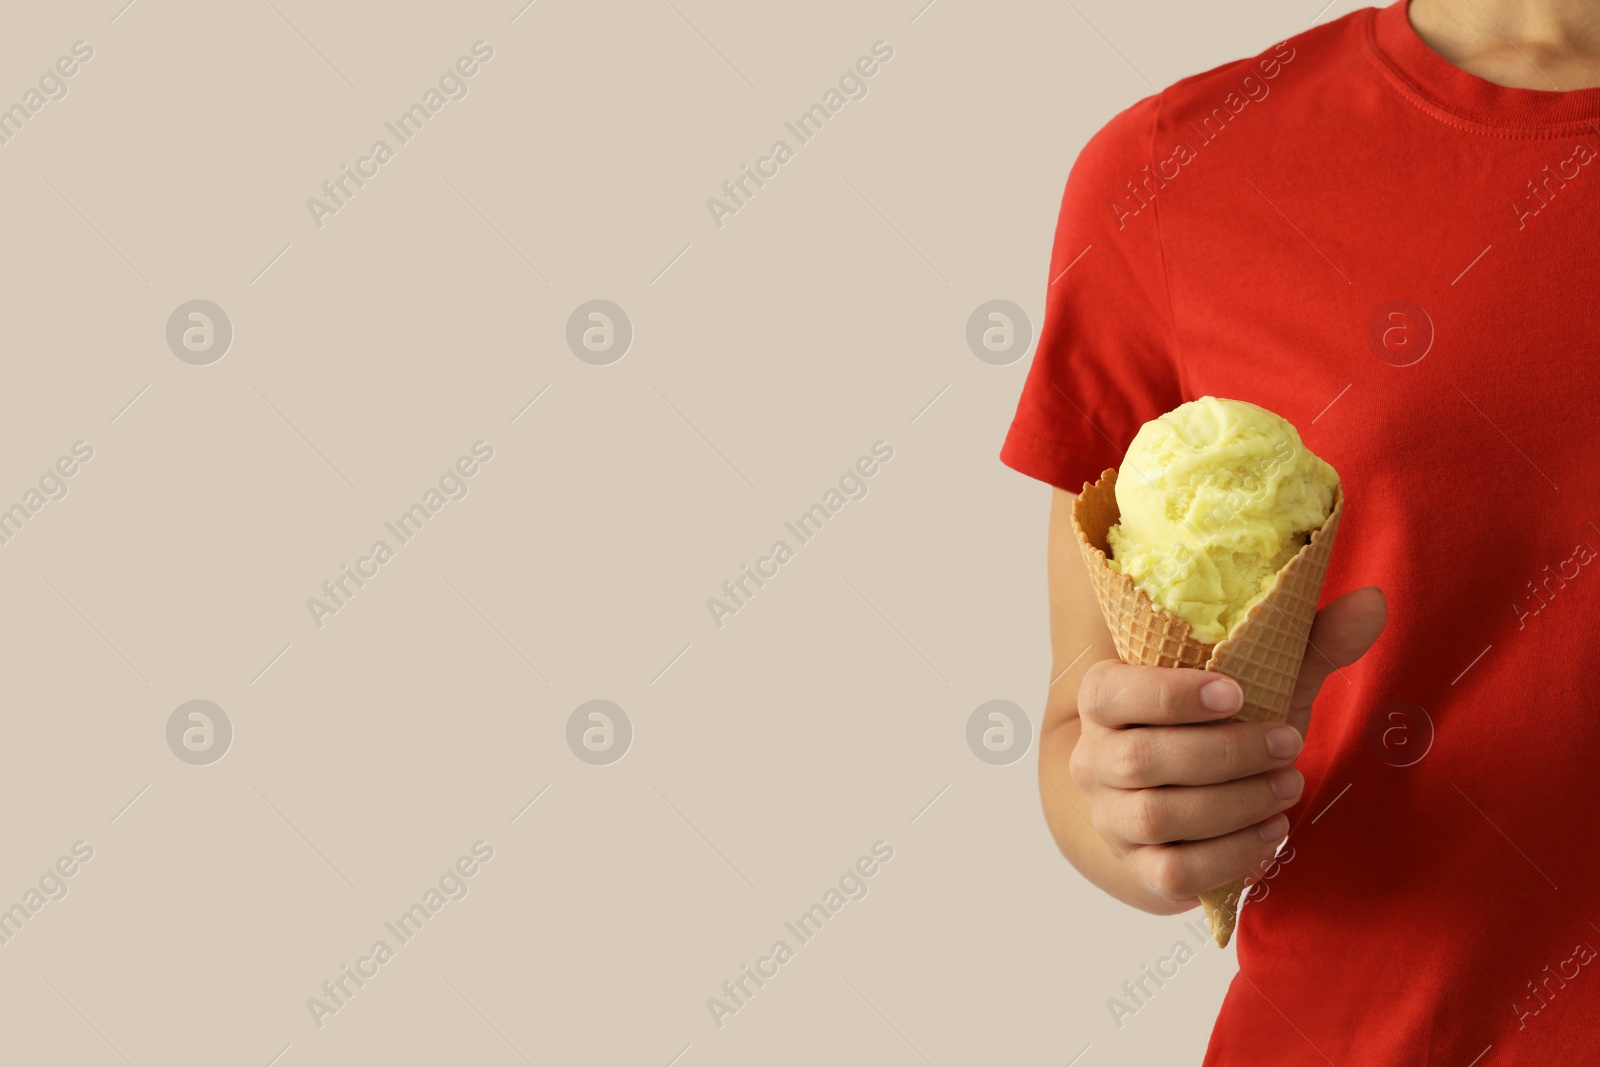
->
xmin=1286 ymin=586 xmax=1388 ymax=736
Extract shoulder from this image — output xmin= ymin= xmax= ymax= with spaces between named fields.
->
xmin=1075 ymin=10 xmax=1372 ymax=178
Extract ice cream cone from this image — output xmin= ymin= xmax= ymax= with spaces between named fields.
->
xmin=1071 ymin=467 xmax=1344 ymax=947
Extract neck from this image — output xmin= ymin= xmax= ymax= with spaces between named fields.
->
xmin=1407 ymin=0 xmax=1600 ymax=90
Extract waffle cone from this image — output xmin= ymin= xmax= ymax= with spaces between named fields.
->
xmin=1072 ymin=468 xmax=1344 ymax=948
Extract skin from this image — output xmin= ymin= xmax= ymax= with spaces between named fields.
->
xmin=1041 ymin=488 xmax=1385 ymax=915
xmin=1408 ymin=0 xmax=1600 ymax=90
xmin=1040 ymin=2 xmax=1599 ymax=915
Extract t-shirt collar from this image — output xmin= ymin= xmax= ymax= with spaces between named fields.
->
xmin=1367 ymin=0 xmax=1600 ymax=133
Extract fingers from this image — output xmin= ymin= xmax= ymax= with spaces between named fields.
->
xmin=1090 ymin=719 xmax=1304 ymax=788
xmin=1078 ymin=659 xmax=1244 ymax=728
xmin=1290 ymin=586 xmax=1388 ymax=716
xmin=1108 ymin=769 xmax=1304 ymax=845
xmin=1128 ymin=815 xmax=1292 ymax=902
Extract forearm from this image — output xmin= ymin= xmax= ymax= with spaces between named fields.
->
xmin=1039 ymin=487 xmax=1195 ymax=915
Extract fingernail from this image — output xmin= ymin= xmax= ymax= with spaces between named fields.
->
xmin=1258 ymin=814 xmax=1290 ymax=842
xmin=1266 ymin=725 xmax=1303 ymax=759
xmin=1200 ymin=678 xmax=1243 ymax=714
xmin=1270 ymin=769 xmax=1304 ymax=800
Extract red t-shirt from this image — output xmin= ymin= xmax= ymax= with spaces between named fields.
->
xmin=1002 ymin=2 xmax=1600 ymax=1063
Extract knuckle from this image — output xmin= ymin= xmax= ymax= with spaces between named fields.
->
xmin=1066 ymin=740 xmax=1093 ymax=787
xmin=1143 ymin=848 xmax=1191 ymax=899
xmin=1111 ymin=732 xmax=1153 ymax=785
xmin=1225 ymin=779 xmax=1278 ymax=831
xmin=1154 ymin=674 xmax=1186 ymax=722
xmin=1213 ymin=728 xmax=1244 ymax=774
xmin=1126 ymin=789 xmax=1170 ymax=844
xmin=1078 ymin=660 xmax=1113 ymax=718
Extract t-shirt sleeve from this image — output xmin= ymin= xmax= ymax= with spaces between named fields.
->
xmin=999 ymin=94 xmax=1185 ymax=493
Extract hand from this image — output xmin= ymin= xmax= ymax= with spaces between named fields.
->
xmin=1066 ymin=587 xmax=1386 ymax=906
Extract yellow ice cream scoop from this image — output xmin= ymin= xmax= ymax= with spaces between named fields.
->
xmin=1106 ymin=396 xmax=1338 ymax=644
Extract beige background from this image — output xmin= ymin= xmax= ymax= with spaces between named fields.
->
xmin=0 ymin=2 xmax=1363 ymax=1063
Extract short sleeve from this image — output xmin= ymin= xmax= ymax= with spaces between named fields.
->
xmin=999 ymin=94 xmax=1184 ymax=493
